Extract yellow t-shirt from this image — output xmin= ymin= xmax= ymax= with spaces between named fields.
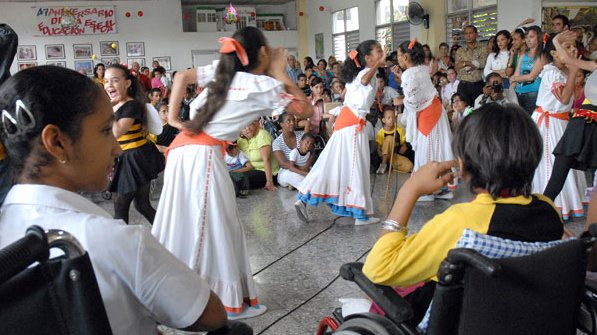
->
xmin=375 ymin=125 xmax=406 ymax=148
xmin=237 ymin=128 xmax=279 ymax=175
xmin=363 ymin=193 xmax=563 ymax=287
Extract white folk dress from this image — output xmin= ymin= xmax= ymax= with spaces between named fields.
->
xmin=297 ymin=68 xmax=377 ymax=219
xmin=402 ymin=65 xmax=454 ymax=171
xmin=531 ymin=63 xmax=586 ymax=219
xmin=152 ymin=64 xmax=290 ymax=314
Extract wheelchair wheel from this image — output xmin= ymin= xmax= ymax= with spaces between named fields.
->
xmin=334 ymin=313 xmax=403 ymax=335
xmin=101 ymin=190 xmax=112 ymax=200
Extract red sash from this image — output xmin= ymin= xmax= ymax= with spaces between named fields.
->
xmin=166 ymin=131 xmax=228 ymax=158
xmin=535 ymin=106 xmax=569 ymax=128
xmin=333 ymin=106 xmax=366 ymax=133
xmin=417 ymin=97 xmax=442 ymax=136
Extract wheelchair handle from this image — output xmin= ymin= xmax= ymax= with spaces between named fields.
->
xmin=46 ymin=229 xmax=85 ymax=258
xmin=447 ymin=248 xmax=502 ymax=277
xmin=0 ymin=225 xmax=49 ymax=285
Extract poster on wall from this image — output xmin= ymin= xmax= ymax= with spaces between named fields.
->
xmin=315 ymin=33 xmax=324 ymax=59
xmin=34 ymin=6 xmax=117 ymax=37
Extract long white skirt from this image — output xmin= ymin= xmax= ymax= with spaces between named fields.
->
xmin=151 ymin=144 xmax=258 ymax=313
xmin=297 ymin=123 xmax=373 ymax=219
xmin=411 ymin=111 xmax=455 ymax=172
xmin=531 ymin=113 xmax=586 ymax=219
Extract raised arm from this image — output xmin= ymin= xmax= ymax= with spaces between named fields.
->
xmin=269 ymin=47 xmax=313 ymax=119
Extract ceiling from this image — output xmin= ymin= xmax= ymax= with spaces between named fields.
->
xmin=0 ymin=0 xmax=293 ymax=3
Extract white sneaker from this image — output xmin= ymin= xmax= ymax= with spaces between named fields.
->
xmin=227 ymin=304 xmax=267 ymax=320
xmin=417 ymin=194 xmax=435 ymax=202
xmin=294 ymin=200 xmax=309 ymax=222
xmin=355 ymin=217 xmax=381 ymax=225
xmin=376 ymin=163 xmax=387 ymax=175
xmin=435 ymin=190 xmax=454 ymax=200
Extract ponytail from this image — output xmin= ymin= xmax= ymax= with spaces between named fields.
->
xmin=340 ymin=40 xmax=379 ymax=83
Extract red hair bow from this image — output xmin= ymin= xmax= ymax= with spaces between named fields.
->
xmin=349 ymin=50 xmax=361 ymax=67
xmin=219 ymin=37 xmax=249 ymax=66
xmin=408 ymin=37 xmax=418 ymax=50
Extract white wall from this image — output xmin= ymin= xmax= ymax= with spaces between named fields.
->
xmin=497 ymin=0 xmax=542 ymax=32
xmin=0 ymin=0 xmax=297 ymax=74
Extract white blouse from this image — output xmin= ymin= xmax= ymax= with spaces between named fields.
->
xmin=483 ymin=50 xmax=510 ymax=78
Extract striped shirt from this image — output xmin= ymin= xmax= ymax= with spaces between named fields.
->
xmin=272 ymin=131 xmax=304 ymax=160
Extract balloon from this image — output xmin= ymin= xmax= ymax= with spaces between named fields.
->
xmin=224 ymin=3 xmax=239 ymax=24
xmin=111 ymin=43 xmax=117 ymax=49
xmin=92 ymin=54 xmax=97 ymax=60
xmin=586 ymin=71 xmax=597 ymax=104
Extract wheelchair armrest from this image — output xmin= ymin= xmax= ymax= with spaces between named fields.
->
xmin=446 ymin=248 xmax=502 ymax=278
xmin=340 ymin=262 xmax=414 ymax=324
xmin=0 ymin=225 xmax=49 ymax=285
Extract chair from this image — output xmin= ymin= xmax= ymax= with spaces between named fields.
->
xmin=318 ymin=236 xmax=597 ymax=335
xmin=0 ymin=226 xmax=113 ymax=334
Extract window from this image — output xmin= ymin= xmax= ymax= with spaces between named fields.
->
xmin=375 ymin=0 xmax=409 ymax=52
xmin=332 ymin=7 xmax=359 ymax=61
xmin=446 ymin=0 xmax=497 ymax=46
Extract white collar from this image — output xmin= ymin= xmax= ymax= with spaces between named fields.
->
xmin=2 ymin=184 xmax=112 ymax=218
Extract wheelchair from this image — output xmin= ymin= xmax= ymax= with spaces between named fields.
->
xmin=317 ymin=232 xmax=597 ymax=335
xmin=0 ymin=226 xmax=252 ymax=335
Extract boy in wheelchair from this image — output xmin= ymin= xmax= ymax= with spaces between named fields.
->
xmin=362 ymin=103 xmax=566 ymax=327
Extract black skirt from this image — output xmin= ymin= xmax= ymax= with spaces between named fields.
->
xmin=109 ymin=142 xmax=165 ymax=194
xmin=552 ymin=117 xmax=597 ymax=171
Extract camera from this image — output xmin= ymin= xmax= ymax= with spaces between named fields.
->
xmin=492 ymin=82 xmax=503 ymax=93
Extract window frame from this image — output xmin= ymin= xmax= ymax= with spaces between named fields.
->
xmin=332 ymin=6 xmax=360 ymax=61
xmin=446 ymin=0 xmax=497 ymax=47
xmin=375 ymin=0 xmax=409 ymax=52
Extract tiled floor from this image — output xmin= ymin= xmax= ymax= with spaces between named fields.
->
xmin=88 ymin=171 xmax=586 ymax=335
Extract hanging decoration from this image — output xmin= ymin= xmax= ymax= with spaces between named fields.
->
xmin=224 ymin=3 xmax=239 ymax=24
xmin=59 ymin=8 xmax=79 ymax=28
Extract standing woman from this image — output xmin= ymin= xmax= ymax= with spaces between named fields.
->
xmin=93 ymin=63 xmax=106 ymax=86
xmin=152 ymin=27 xmax=312 ymax=319
xmin=104 ymin=64 xmax=164 ymax=224
xmin=511 ymin=26 xmax=545 ymax=115
xmin=484 ymin=30 xmax=517 ymax=103
xmin=422 ymin=44 xmax=438 ymax=75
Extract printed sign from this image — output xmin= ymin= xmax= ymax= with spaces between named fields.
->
xmin=34 ymin=6 xmax=117 ymax=36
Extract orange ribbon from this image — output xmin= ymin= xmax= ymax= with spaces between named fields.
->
xmin=535 ymin=106 xmax=569 ymax=128
xmin=349 ymin=50 xmax=361 ymax=68
xmin=218 ymin=37 xmax=249 ymax=66
xmin=408 ymin=37 xmax=418 ymax=50
xmin=166 ymin=131 xmax=228 ymax=158
xmin=333 ymin=106 xmax=366 ymax=133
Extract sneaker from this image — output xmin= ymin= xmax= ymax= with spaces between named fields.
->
xmin=227 ymin=304 xmax=268 ymax=320
xmin=376 ymin=163 xmax=387 ymax=175
xmin=355 ymin=217 xmax=381 ymax=225
xmin=239 ymin=189 xmax=249 ymax=196
xmin=435 ymin=190 xmax=454 ymax=200
xmin=294 ymin=200 xmax=309 ymax=223
xmin=417 ymin=194 xmax=435 ymax=202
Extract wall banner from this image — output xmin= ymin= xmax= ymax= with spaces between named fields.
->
xmin=34 ymin=6 xmax=117 ymax=36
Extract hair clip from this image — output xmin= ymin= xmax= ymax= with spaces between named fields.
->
xmin=408 ymin=38 xmax=418 ymax=50
xmin=219 ymin=37 xmax=249 ymax=66
xmin=543 ymin=33 xmax=549 ymax=44
xmin=1 ymin=100 xmax=36 ymax=137
xmin=349 ymin=50 xmax=361 ymax=67
xmin=1 ymin=109 xmax=18 ymax=136
xmin=15 ymin=100 xmax=36 ymax=131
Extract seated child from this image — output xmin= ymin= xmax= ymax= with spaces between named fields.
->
xmin=363 ymin=104 xmax=565 ymax=325
xmin=225 ymin=142 xmax=252 ymax=197
xmin=450 ymin=92 xmax=473 ymax=131
xmin=330 ymin=79 xmax=345 ymax=103
xmin=154 ymin=103 xmax=179 ymax=153
xmin=289 ymin=133 xmax=316 ymax=174
xmin=375 ymin=108 xmax=414 ymax=174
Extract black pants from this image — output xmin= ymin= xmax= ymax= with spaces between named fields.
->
xmin=457 ymin=80 xmax=484 ymax=107
xmin=243 ymin=170 xmax=278 ymax=189
xmin=114 ymin=183 xmax=155 ymax=224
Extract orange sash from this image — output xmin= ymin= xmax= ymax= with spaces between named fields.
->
xmin=333 ymin=106 xmax=366 ymax=133
xmin=535 ymin=106 xmax=569 ymax=128
xmin=166 ymin=131 xmax=228 ymax=158
xmin=417 ymin=97 xmax=442 ymax=136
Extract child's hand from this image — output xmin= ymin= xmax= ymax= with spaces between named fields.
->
xmin=268 ymin=47 xmax=289 ymax=78
xmin=404 ymin=160 xmax=458 ymax=196
xmin=264 ymin=181 xmax=277 ymax=191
